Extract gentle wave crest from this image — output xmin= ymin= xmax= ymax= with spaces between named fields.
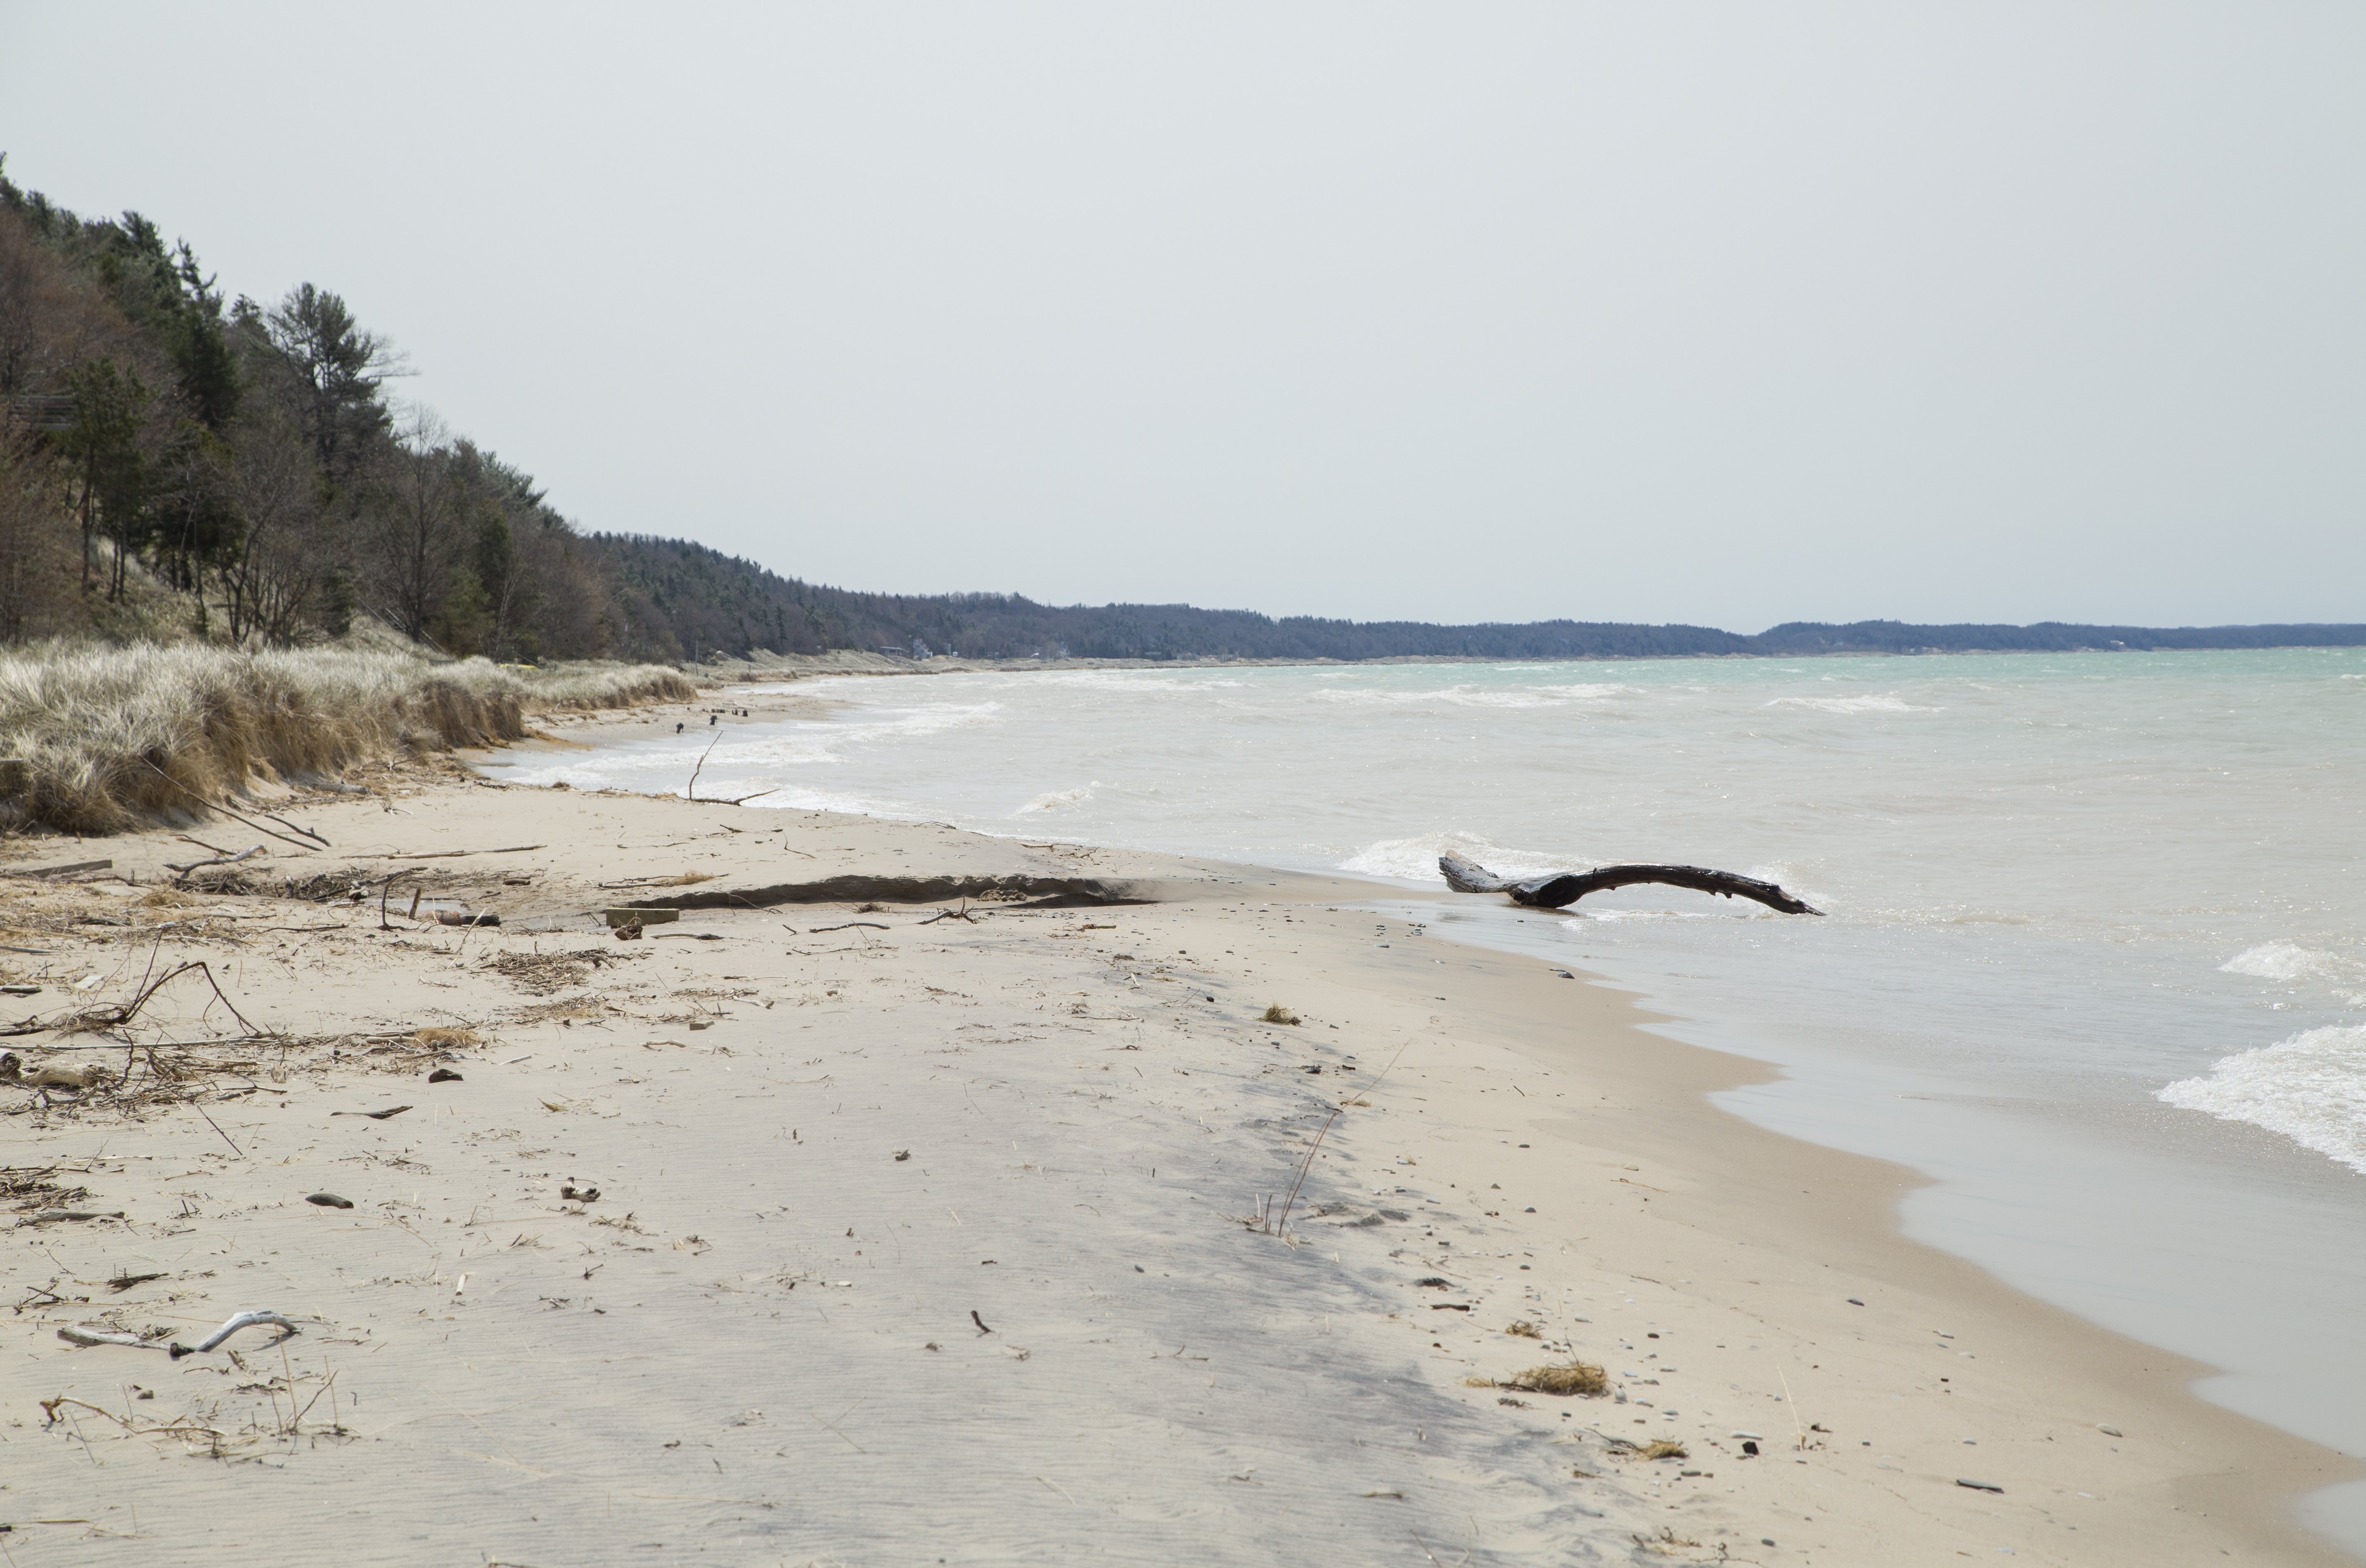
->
xmin=1314 ymin=683 xmax=1632 ymax=710
xmin=2158 ymin=1026 xmax=2366 ymax=1174
xmin=1763 ymin=693 xmax=1937 ymax=714
xmin=2223 ymin=942 xmax=2340 ymax=982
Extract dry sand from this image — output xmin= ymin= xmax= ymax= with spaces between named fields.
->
xmin=0 ymin=730 xmax=2354 ymax=1565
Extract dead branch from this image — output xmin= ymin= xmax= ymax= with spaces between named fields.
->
xmin=138 ymin=761 xmax=321 ymax=854
xmin=381 ymin=845 xmax=545 ymax=861
xmin=1438 ymin=852 xmax=1822 ymax=915
xmin=166 ymin=844 xmax=265 ymax=876
xmin=3 ymin=959 xmax=265 ymax=1040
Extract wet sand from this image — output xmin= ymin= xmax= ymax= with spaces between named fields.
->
xmin=0 ymin=729 xmax=2352 ymax=1564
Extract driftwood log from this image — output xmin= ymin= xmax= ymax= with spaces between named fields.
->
xmin=1439 ymin=852 xmax=1822 ymax=916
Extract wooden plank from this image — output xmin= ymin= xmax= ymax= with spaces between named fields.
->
xmin=0 ymin=859 xmax=113 ymax=880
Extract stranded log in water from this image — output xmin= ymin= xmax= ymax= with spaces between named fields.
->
xmin=1438 ymin=853 xmax=1823 ymax=916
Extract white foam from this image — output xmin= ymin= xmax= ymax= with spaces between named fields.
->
xmin=1014 ymin=782 xmax=1103 ymax=815
xmin=2224 ymin=943 xmax=2342 ymax=982
xmin=1337 ymin=831 xmax=1577 ymax=884
xmin=1763 ymin=693 xmax=1937 ymax=714
xmin=1313 ymin=683 xmax=1632 ymax=711
xmin=2158 ymin=1026 xmax=2366 ymax=1174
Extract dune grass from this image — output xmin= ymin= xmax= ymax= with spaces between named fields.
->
xmin=0 ymin=643 xmax=694 ymax=834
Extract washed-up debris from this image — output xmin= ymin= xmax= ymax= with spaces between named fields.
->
xmin=428 ymin=1068 xmax=463 ymax=1083
xmin=107 ymin=1272 xmax=166 ymax=1291
xmin=1640 ymin=1440 xmax=1688 ymax=1460
xmin=893 ymin=1149 xmax=911 ymax=1162
xmin=605 ymin=907 xmax=680 ymax=929
xmin=436 ymin=909 xmax=500 ymax=927
xmin=561 ymin=1183 xmax=600 ymax=1202
xmin=1 ymin=984 xmax=40 ymax=996
xmin=14 ymin=1062 xmax=111 ymax=1090
xmin=1956 ymin=1478 xmax=2004 ymax=1493
xmin=306 ymin=1192 xmax=355 ymax=1209
xmin=172 ymin=1309 xmax=300 ymax=1358
xmin=1261 ymin=1005 xmax=1300 ymax=1025
xmin=2096 ymin=1423 xmax=2123 ymax=1437
xmin=1467 ymin=1360 xmax=1608 ymax=1397
xmin=1413 ymin=1276 xmax=1452 ymax=1289
xmin=0 ymin=858 xmax=114 ymax=880
xmin=16 ymin=1209 xmax=125 ymax=1226
xmin=331 ymin=1105 xmax=413 ymax=1120
xmin=57 ymin=1326 xmax=156 ymax=1349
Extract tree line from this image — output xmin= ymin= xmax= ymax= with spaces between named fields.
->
xmin=0 ymin=161 xmax=676 ymax=658
xmin=3 ymin=162 xmax=2356 ymax=666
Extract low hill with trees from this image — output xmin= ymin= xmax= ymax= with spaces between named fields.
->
xmin=3 ymin=163 xmax=2356 ymax=667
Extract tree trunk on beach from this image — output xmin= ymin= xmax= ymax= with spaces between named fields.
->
xmin=1438 ymin=852 xmax=1822 ymax=915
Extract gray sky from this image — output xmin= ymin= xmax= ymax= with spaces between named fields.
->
xmin=5 ymin=2 xmax=2359 ymax=631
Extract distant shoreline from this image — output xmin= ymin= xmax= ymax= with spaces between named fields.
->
xmin=684 ymin=639 xmax=2361 ymax=681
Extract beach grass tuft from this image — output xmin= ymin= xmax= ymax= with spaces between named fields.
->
xmin=0 ymin=643 xmax=692 ymax=834
xmin=1260 ymin=1004 xmax=1300 ymax=1025
xmin=411 ymin=1027 xmax=482 ymax=1050
xmin=1639 ymin=1440 xmax=1688 ymax=1460
xmin=1504 ymin=1320 xmax=1542 ymax=1339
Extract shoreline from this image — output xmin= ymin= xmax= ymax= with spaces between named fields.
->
xmin=674 ymin=642 xmax=2366 ymax=684
xmin=0 ymin=732 xmax=2353 ymax=1561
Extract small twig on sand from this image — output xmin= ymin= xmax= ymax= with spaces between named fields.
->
xmin=379 ymin=870 xmax=422 ymax=931
xmin=808 ymin=922 xmax=888 ymax=934
xmin=1269 ymin=1043 xmax=1409 ymax=1239
xmin=1779 ymin=1365 xmax=1807 ymax=1450
xmin=194 ymin=1101 xmax=244 ymax=1160
xmin=971 ymin=1310 xmax=994 ymax=1335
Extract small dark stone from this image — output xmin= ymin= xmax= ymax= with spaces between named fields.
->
xmin=1741 ymin=1440 xmax=1759 ymax=1456
xmin=1847 ymin=1297 xmax=1864 ymax=1305
xmin=306 ymin=1192 xmax=354 ymax=1209
xmin=428 ymin=1068 xmax=463 ymax=1083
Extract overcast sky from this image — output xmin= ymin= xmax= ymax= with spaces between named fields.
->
xmin=4 ymin=3 xmax=2359 ymax=631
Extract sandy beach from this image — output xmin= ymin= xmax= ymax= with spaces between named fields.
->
xmin=0 ymin=697 xmax=2353 ymax=1566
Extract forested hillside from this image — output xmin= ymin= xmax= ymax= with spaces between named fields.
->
xmin=3 ymin=163 xmax=2356 ymax=667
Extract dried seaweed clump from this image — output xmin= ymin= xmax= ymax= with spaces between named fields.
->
xmin=1469 ymin=1360 xmax=1608 ymax=1397
xmin=411 ymin=1027 xmax=481 ymax=1049
xmin=1504 ymin=1320 xmax=1542 ymax=1339
xmin=1260 ymin=1004 xmax=1300 ymax=1025
xmin=1639 ymin=1440 xmax=1688 ymax=1461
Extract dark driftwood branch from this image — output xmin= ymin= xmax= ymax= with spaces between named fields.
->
xmin=1439 ymin=852 xmax=1822 ymax=916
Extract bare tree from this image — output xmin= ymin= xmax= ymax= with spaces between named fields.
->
xmin=363 ymin=407 xmax=465 ymax=643
xmin=224 ymin=413 xmax=328 ymax=646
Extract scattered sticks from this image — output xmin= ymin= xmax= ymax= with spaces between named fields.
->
xmin=137 ymin=762 xmax=322 ymax=854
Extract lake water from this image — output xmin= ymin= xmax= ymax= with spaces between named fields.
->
xmin=488 ymin=649 xmax=2366 ymax=1547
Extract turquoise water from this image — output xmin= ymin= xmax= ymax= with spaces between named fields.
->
xmin=490 ymin=648 xmax=2366 ymax=1547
